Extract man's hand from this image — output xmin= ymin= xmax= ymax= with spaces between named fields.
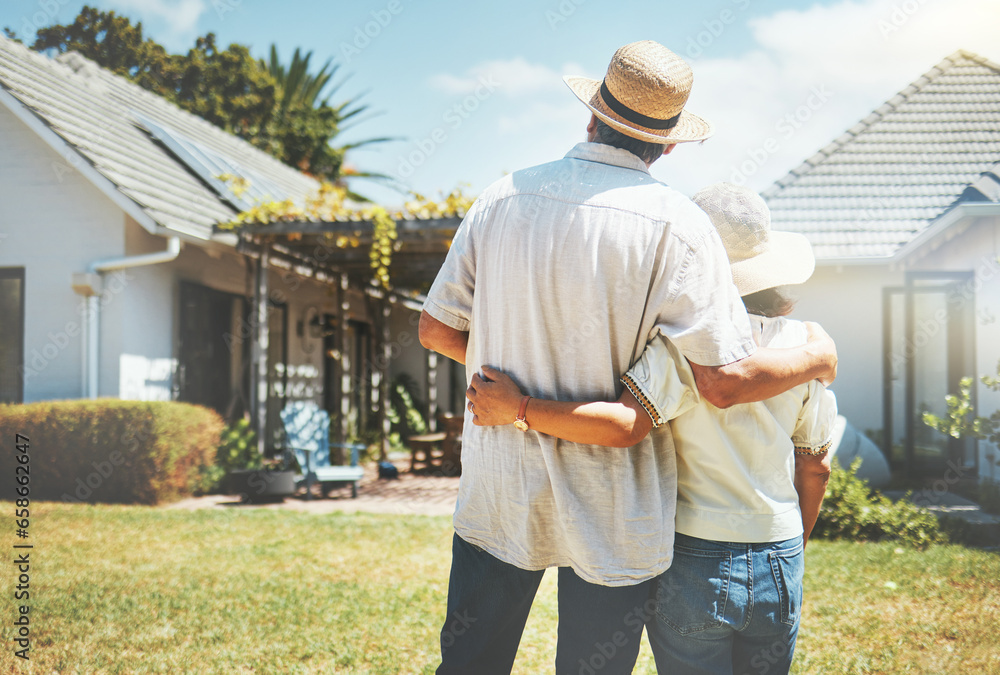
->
xmin=803 ymin=322 xmax=838 ymax=387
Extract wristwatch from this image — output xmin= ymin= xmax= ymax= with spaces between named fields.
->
xmin=513 ymin=395 xmax=532 ymax=432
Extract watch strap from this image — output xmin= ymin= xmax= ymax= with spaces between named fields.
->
xmin=516 ymin=395 xmax=531 ymax=424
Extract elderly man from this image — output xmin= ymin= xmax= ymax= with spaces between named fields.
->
xmin=420 ymin=41 xmax=837 ymax=675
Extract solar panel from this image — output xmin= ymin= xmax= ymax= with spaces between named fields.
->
xmin=131 ymin=110 xmax=296 ymax=212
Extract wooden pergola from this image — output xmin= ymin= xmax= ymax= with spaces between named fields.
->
xmin=214 ymin=216 xmax=463 ymax=457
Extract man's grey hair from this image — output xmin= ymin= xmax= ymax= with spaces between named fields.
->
xmin=593 ymin=119 xmax=668 ymax=164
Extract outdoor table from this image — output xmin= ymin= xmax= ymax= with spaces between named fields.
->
xmin=407 ymin=432 xmax=447 ymax=473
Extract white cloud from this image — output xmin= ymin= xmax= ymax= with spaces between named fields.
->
xmin=427 ymin=57 xmax=593 ymax=137
xmin=750 ymin=0 xmax=1000 ymax=90
xmin=430 ymin=58 xmax=586 ymax=97
xmin=110 ymin=0 xmax=207 ymax=37
xmin=651 ymin=0 xmax=1000 ymax=195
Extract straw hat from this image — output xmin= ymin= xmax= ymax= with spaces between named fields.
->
xmin=692 ymin=183 xmax=815 ymax=296
xmin=564 ymin=40 xmax=712 ymax=144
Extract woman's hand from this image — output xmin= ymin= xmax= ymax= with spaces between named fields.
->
xmin=466 ymin=365 xmax=525 ymax=426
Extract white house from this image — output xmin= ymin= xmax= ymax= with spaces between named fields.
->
xmin=0 ymin=35 xmax=465 ymax=450
xmin=763 ymin=50 xmax=1000 ymax=483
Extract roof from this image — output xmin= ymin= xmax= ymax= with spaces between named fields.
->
xmin=0 ymin=36 xmax=464 ymax=290
xmin=0 ymin=36 xmax=320 ymax=240
xmin=762 ymin=50 xmax=1000 ymax=262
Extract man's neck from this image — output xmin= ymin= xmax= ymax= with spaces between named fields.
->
xmin=586 ymin=137 xmax=658 ymax=169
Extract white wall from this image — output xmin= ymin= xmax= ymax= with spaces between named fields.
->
xmin=115 ymin=217 xmax=184 ymax=401
xmin=0 ymin=104 xmax=127 ymax=402
xmin=793 ymin=264 xmax=903 ymax=435
xmin=268 ymin=265 xmax=341 ymax=406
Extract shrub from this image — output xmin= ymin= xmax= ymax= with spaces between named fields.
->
xmin=0 ymin=399 xmax=224 ymax=505
xmin=968 ymin=479 xmax=1000 ymax=515
xmin=195 ymin=418 xmax=260 ymax=493
xmin=813 ymin=458 xmax=946 ymax=549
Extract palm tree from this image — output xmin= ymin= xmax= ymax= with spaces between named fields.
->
xmin=265 ymin=46 xmax=396 ymax=197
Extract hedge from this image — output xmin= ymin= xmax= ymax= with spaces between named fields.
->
xmin=0 ymin=399 xmax=224 ymax=505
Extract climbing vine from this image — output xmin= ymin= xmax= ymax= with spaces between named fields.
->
xmin=216 ymin=176 xmax=474 ymax=289
xmin=369 ymin=207 xmax=397 ymax=290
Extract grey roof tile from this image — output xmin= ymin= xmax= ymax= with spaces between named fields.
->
xmin=764 ymin=50 xmax=1000 ymax=260
xmin=0 ymin=36 xmax=320 ymax=239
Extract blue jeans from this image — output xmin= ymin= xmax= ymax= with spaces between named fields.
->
xmin=436 ymin=533 xmax=655 ymax=675
xmin=647 ymin=533 xmax=804 ymax=675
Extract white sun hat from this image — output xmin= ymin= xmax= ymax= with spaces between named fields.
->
xmin=563 ymin=40 xmax=713 ymax=144
xmin=692 ymin=182 xmax=815 ymax=296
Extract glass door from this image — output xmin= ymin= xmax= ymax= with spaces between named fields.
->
xmin=883 ymin=272 xmax=976 ymax=477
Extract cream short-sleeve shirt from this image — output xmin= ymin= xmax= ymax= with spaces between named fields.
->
xmin=623 ymin=316 xmax=838 ymax=543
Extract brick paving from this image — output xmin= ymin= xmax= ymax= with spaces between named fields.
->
xmin=165 ymin=462 xmax=459 ymax=516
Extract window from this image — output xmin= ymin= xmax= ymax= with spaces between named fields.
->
xmin=0 ymin=268 xmax=25 ymax=403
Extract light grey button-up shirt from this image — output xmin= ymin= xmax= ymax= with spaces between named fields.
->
xmin=423 ymin=142 xmax=755 ymax=585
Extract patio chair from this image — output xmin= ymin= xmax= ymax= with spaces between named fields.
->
xmin=280 ymin=401 xmax=365 ymax=498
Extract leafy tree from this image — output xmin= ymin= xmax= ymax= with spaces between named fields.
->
xmin=29 ymin=6 xmax=383 ymax=183
xmin=173 ymin=34 xmax=277 ymax=140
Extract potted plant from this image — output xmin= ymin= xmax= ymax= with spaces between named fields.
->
xmin=216 ymin=419 xmax=296 ymax=503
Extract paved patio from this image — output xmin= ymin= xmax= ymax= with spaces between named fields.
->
xmin=166 ymin=461 xmax=459 ymax=516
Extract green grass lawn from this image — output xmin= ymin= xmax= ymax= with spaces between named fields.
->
xmin=1 ymin=503 xmax=998 ymax=674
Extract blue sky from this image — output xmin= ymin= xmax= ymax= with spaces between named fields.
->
xmin=3 ymin=0 xmax=1000 ymax=206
